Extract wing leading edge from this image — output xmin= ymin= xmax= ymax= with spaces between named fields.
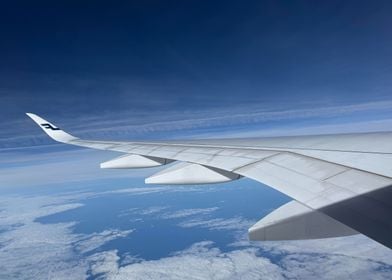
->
xmin=26 ymin=113 xmax=392 ymax=249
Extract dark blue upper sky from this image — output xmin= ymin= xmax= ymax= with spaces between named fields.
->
xmin=1 ymin=1 xmax=392 ymax=146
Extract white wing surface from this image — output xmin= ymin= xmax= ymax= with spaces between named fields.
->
xmin=26 ymin=113 xmax=392 ymax=248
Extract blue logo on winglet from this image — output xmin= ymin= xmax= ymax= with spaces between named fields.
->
xmin=41 ymin=123 xmax=61 ymax=131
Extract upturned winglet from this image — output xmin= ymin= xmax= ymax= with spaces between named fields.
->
xmin=26 ymin=113 xmax=78 ymax=143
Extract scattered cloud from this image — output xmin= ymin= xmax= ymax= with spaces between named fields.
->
xmin=106 ymin=187 xmax=172 ymax=196
xmin=120 ymin=206 xmax=220 ymax=220
xmin=89 ymin=241 xmax=284 ymax=280
xmin=4 ymin=99 xmax=392 ymax=148
xmin=160 ymin=207 xmax=219 ymax=219
xmin=0 ymin=189 xmax=147 ymax=279
xmin=88 ymin=250 xmax=121 ymax=279
xmin=88 ymin=238 xmax=392 ymax=280
xmin=0 ymin=184 xmax=391 ymax=280
xmin=188 ymin=118 xmax=392 ymax=138
xmin=0 ymin=163 xmax=391 ymax=279
xmin=138 ymin=206 xmax=169 ymax=215
xmin=74 ymin=229 xmax=134 ymax=255
xmin=178 ymin=216 xmax=255 ymax=232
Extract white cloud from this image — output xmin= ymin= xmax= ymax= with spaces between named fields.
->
xmin=247 ymin=234 xmax=392 ymax=264
xmin=88 ymin=250 xmax=120 ymax=279
xmin=105 ymin=187 xmax=171 ymax=196
xmin=0 ymin=195 xmax=84 ymax=226
xmin=255 ymin=235 xmax=392 ymax=280
xmin=107 ymin=185 xmax=214 ymax=198
xmin=0 ymin=177 xmax=391 ymax=279
xmin=89 ymin=241 xmax=284 ymax=280
xmin=88 ymin=238 xmax=392 ymax=280
xmin=75 ymin=229 xmax=134 ymax=254
xmin=160 ymin=207 xmax=219 ymax=219
xmin=0 ymin=220 xmax=86 ymax=280
xmin=0 ymin=182 xmax=232 ymax=279
xmin=178 ymin=216 xmax=255 ymax=232
xmin=120 ymin=206 xmax=220 ymax=220
xmin=0 ymin=191 xmax=134 ymax=280
xmin=138 ymin=206 xmax=169 ymax=215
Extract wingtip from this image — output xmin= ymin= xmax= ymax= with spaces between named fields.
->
xmin=26 ymin=112 xmax=40 ymax=119
xmin=25 ymin=112 xmax=44 ymax=125
xmin=25 ymin=113 xmax=77 ymax=143
xmin=26 ymin=112 xmax=35 ymax=118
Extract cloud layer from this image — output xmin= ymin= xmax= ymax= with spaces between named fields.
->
xmin=0 ymin=184 xmax=391 ymax=280
xmin=88 ymin=237 xmax=392 ymax=280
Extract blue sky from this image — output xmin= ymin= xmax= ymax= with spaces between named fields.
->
xmin=1 ymin=2 xmax=392 ymax=279
xmin=1 ymin=0 xmax=392 ymax=149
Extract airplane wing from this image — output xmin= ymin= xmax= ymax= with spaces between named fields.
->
xmin=26 ymin=113 xmax=392 ymax=249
